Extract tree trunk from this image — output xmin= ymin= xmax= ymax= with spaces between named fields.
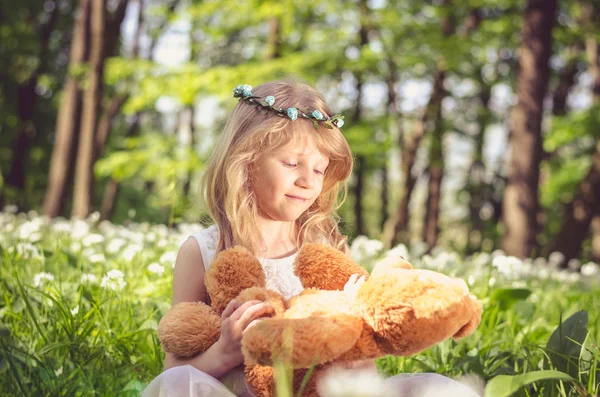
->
xmin=421 ymin=81 xmax=445 ymax=248
xmin=43 ymin=0 xmax=91 ymax=217
xmin=72 ymin=0 xmax=106 ymax=218
xmin=100 ymin=114 xmax=141 ymax=221
xmin=5 ymin=5 xmax=59 ymax=210
xmin=418 ymin=0 xmax=459 ymax=249
xmin=502 ymin=0 xmax=557 ymax=258
xmin=379 ymin=59 xmax=397 ymax=235
xmin=179 ymin=106 xmax=195 ymax=196
xmin=466 ymin=75 xmax=491 ymax=254
xmin=351 ymin=0 xmax=370 ymax=237
xmin=548 ymin=144 xmax=600 ymax=263
xmin=592 ymin=214 xmax=600 ymax=263
xmin=383 ymin=68 xmax=445 ymax=248
xmin=549 ymin=6 xmax=600 ymax=263
xmin=265 ymin=18 xmax=282 ymax=60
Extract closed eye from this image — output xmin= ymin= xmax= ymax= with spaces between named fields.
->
xmin=282 ymin=162 xmax=297 ymax=168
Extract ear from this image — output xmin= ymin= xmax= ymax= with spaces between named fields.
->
xmin=294 ymin=243 xmax=368 ymax=290
xmin=205 ymin=246 xmax=266 ymax=313
xmin=370 ymin=255 xmax=413 ymax=278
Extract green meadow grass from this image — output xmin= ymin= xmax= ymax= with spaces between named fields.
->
xmin=0 ymin=211 xmax=598 ymax=396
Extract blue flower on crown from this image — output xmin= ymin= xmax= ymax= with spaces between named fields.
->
xmin=265 ymin=96 xmax=275 ymax=106
xmin=233 ymin=84 xmax=253 ymax=98
xmin=311 ymin=110 xmax=324 ymax=120
xmin=332 ymin=118 xmax=344 ymax=128
xmin=287 ymin=107 xmax=298 ymax=121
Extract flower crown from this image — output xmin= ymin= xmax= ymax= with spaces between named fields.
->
xmin=233 ymin=84 xmax=345 ymax=129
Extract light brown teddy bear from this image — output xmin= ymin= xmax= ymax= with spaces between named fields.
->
xmin=158 ymin=243 xmax=482 ymax=397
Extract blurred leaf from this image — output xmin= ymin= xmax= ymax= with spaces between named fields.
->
xmin=489 ymin=288 xmax=531 ymax=310
xmin=545 ymin=310 xmax=588 ymax=379
xmin=484 ymin=370 xmax=576 ymax=397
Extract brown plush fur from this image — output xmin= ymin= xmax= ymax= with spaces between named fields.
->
xmin=158 ymin=243 xmax=482 ymax=397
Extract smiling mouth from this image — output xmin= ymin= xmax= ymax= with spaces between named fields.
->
xmin=286 ymin=195 xmax=308 ymax=202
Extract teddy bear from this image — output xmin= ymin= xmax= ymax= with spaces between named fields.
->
xmin=158 ymin=243 xmax=482 ymax=397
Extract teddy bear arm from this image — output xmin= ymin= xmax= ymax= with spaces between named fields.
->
xmin=242 ymin=314 xmax=363 ymax=368
xmin=452 ymin=296 xmax=482 ymax=339
xmin=158 ymin=301 xmax=221 ymax=357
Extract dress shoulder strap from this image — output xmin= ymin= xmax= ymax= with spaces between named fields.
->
xmin=190 ymin=224 xmax=219 ymax=271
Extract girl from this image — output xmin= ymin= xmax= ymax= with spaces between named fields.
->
xmin=142 ymin=78 xmax=482 ymax=397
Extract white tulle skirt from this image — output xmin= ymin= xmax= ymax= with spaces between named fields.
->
xmin=141 ymin=365 xmax=483 ymax=397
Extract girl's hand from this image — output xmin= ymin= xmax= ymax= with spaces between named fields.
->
xmin=214 ymin=299 xmax=272 ymax=368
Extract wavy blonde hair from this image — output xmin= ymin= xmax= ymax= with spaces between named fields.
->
xmin=200 ymin=78 xmax=353 ymax=257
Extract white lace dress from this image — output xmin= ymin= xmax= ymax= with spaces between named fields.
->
xmin=142 ymin=225 xmax=482 ymax=397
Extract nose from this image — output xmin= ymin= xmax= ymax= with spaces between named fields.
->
xmin=295 ymin=166 xmax=315 ymax=189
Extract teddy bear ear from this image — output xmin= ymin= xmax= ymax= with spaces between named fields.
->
xmin=370 ymin=256 xmax=413 ymax=278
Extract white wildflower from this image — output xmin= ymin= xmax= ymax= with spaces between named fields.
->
xmin=317 ymin=367 xmax=393 ymax=397
xmin=159 ymin=251 xmax=177 ymax=265
xmin=15 ymin=242 xmax=40 ymax=259
xmin=567 ymin=271 xmax=581 ymax=283
xmin=88 ymin=253 xmax=106 ymax=263
xmin=71 ymin=306 xmax=79 ymax=316
xmin=467 ymin=275 xmax=476 ymax=286
xmin=511 ymin=280 xmax=527 ymax=288
xmin=122 ymin=244 xmax=142 ymax=261
xmin=492 ymin=255 xmax=524 ymax=278
xmin=581 ymin=262 xmax=599 ymax=277
xmin=80 ymin=273 xmax=98 ymax=284
xmin=488 ymin=276 xmax=496 ymax=287
xmin=548 ymin=251 xmax=565 ymax=267
xmin=51 ymin=219 xmax=72 ymax=233
xmin=82 ymin=233 xmax=104 ymax=246
xmin=71 ymin=219 xmax=90 ymax=239
xmin=533 ymin=257 xmax=547 ymax=268
xmin=18 ymin=220 xmax=41 ymax=240
xmin=86 ymin=211 xmax=100 ymax=223
xmin=100 ymin=269 xmax=126 ymax=291
xmin=33 ymin=272 xmax=54 ymax=287
xmin=70 ymin=241 xmax=81 ymax=252
xmin=567 ymin=259 xmax=581 ymax=271
xmin=3 ymin=205 xmax=18 ymax=214
xmin=54 ymin=366 xmax=63 ymax=376
xmin=537 ymin=268 xmax=550 ymax=280
xmin=147 ymin=262 xmax=165 ymax=276
xmin=106 ymin=238 xmax=126 ymax=254
xmin=350 ymin=236 xmax=384 ymax=263
xmin=473 ymin=252 xmax=491 ymax=267
xmin=157 ymin=239 xmax=168 ymax=248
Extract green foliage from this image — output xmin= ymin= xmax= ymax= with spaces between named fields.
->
xmin=95 ymin=132 xmax=202 ymax=221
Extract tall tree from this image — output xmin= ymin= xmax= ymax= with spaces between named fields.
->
xmin=72 ymin=0 xmax=107 ymax=218
xmin=502 ymin=0 xmax=557 ymax=258
xmin=4 ymin=2 xmax=59 ymax=210
xmin=351 ymin=0 xmax=372 ymax=237
xmin=43 ymin=0 xmax=91 ymax=217
xmin=549 ymin=2 xmax=600 ymax=263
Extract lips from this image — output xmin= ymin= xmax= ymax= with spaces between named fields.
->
xmin=286 ymin=195 xmax=308 ymax=202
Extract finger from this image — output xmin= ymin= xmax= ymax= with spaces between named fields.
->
xmin=236 ymin=303 xmax=272 ymax=330
xmin=229 ymin=300 xmax=264 ymax=321
xmin=348 ymin=273 xmax=357 ymax=284
xmin=221 ymin=299 xmax=241 ymax=320
xmin=244 ymin=317 xmax=265 ymax=332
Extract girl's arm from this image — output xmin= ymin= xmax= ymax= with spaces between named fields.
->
xmin=163 ymin=237 xmax=270 ymax=377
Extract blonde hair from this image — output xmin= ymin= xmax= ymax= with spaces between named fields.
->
xmin=200 ymin=78 xmax=353 ymax=256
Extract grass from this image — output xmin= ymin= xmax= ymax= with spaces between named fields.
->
xmin=0 ymin=210 xmax=598 ymax=396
